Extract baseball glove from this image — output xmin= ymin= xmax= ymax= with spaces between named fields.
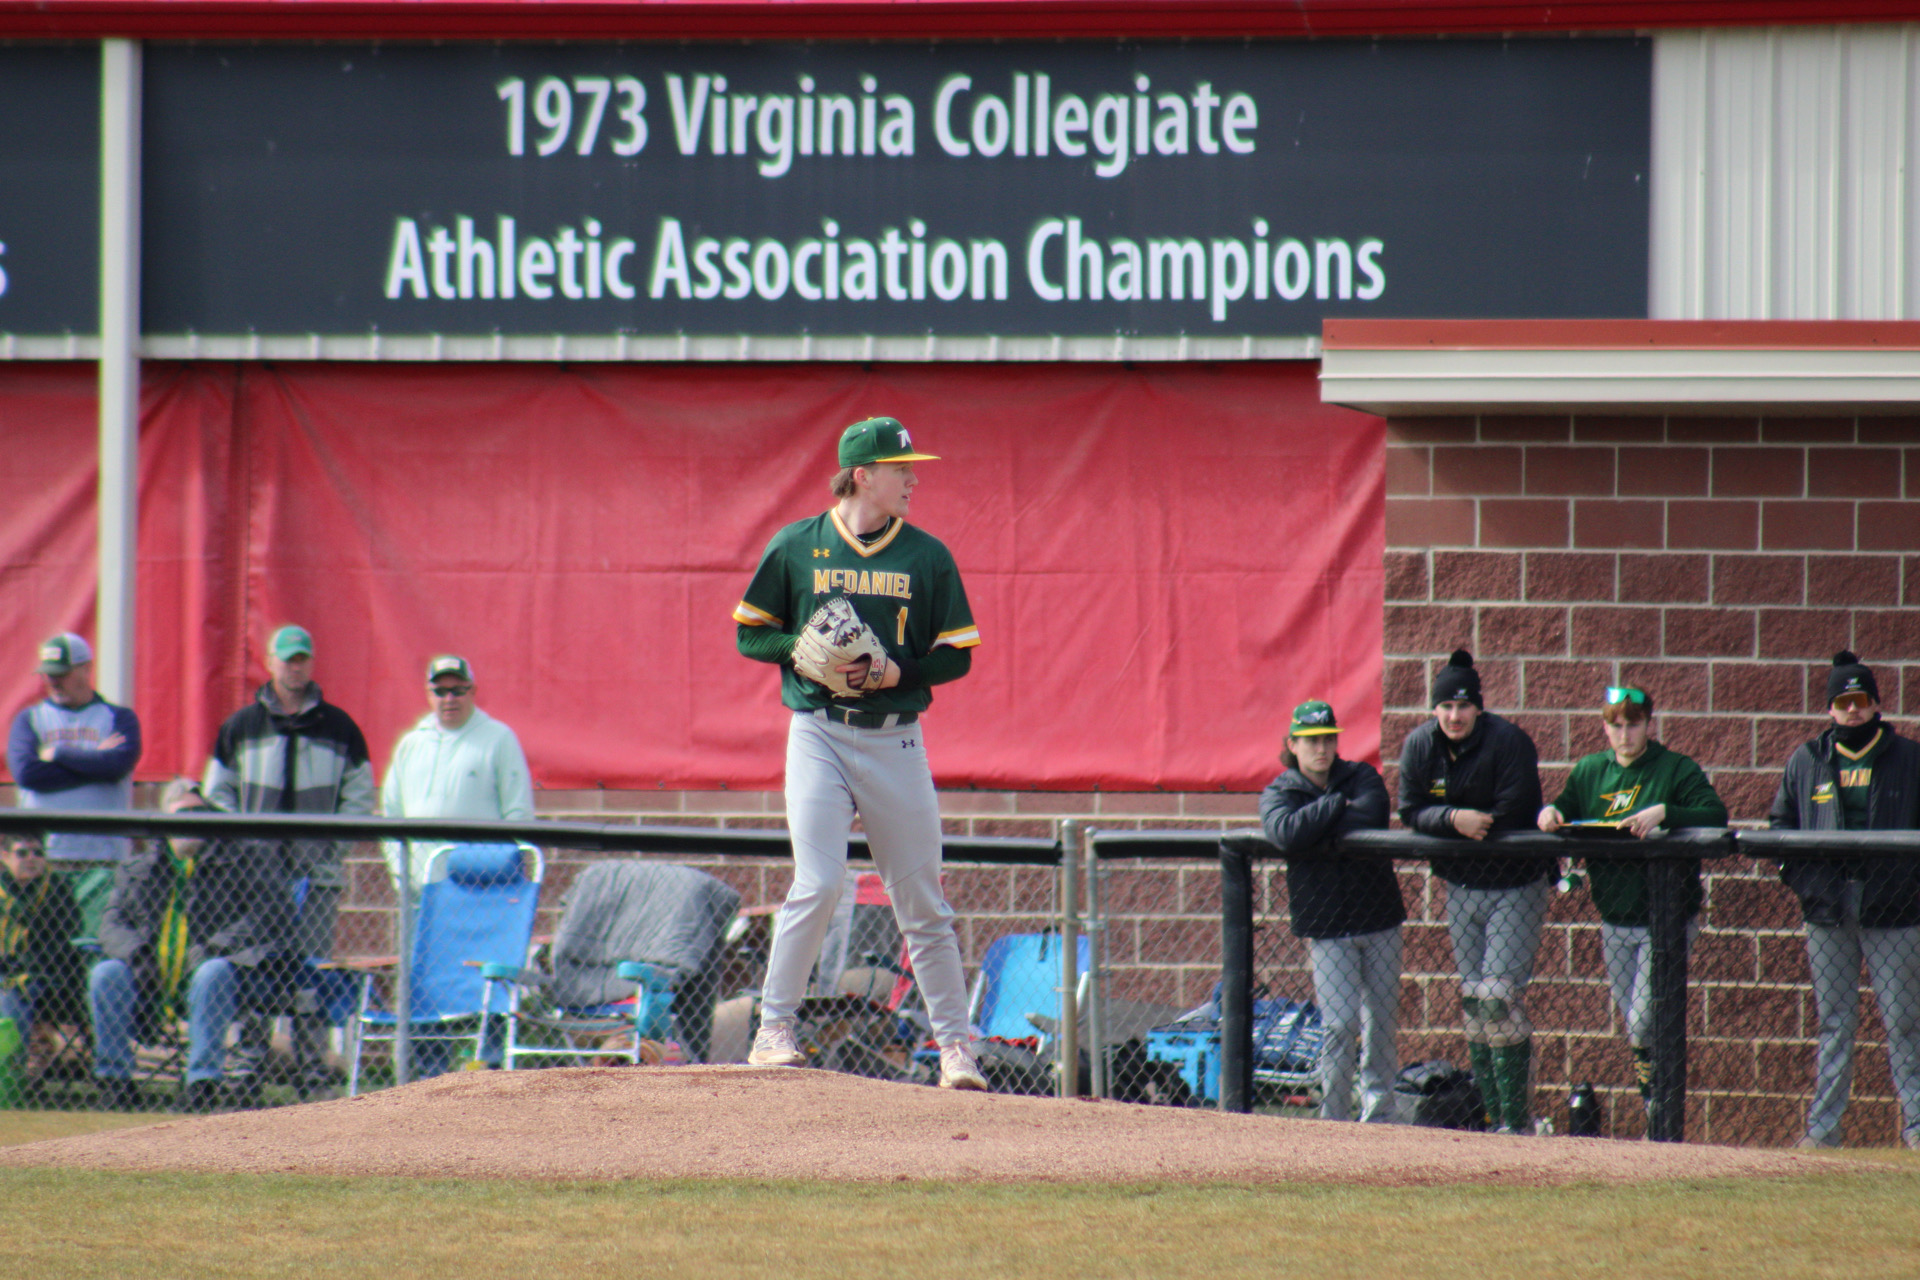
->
xmin=792 ymin=597 xmax=893 ymax=698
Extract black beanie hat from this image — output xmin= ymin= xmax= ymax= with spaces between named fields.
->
xmin=1827 ymin=650 xmax=1880 ymax=706
xmin=1430 ymin=648 xmax=1483 ymax=709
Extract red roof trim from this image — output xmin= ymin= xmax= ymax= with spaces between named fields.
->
xmin=1323 ymin=319 xmax=1920 ymax=351
xmin=7 ymin=0 xmax=1920 ymax=42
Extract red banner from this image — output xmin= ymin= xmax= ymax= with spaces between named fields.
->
xmin=0 ymin=360 xmax=1382 ymax=792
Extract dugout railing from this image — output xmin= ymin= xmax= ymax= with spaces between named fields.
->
xmin=1202 ymin=827 xmax=1920 ymax=1147
xmin=0 ymin=809 xmax=1064 ymax=1113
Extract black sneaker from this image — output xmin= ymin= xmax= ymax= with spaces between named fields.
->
xmin=172 ymin=1079 xmax=224 ymax=1114
xmin=95 ymin=1078 xmax=142 ymax=1112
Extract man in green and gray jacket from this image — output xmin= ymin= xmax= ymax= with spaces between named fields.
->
xmin=1539 ymin=684 xmax=1726 ymax=1115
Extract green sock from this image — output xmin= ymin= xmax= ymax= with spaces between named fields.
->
xmin=1467 ymin=1041 xmax=1497 ymax=1129
xmin=1633 ymin=1046 xmax=1653 ymax=1102
xmin=1493 ymin=1040 xmax=1533 ymax=1131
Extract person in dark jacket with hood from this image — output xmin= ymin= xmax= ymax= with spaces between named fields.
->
xmin=1769 ymin=651 xmax=1920 ymax=1151
xmin=87 ymin=778 xmax=300 ymax=1112
xmin=1397 ymin=649 xmax=1550 ymax=1135
xmin=1260 ymin=699 xmax=1402 ymax=1123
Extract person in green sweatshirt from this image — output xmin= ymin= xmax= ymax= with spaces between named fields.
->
xmin=1537 ymin=684 xmax=1727 ymax=1117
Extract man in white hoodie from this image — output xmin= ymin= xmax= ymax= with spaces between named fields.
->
xmin=380 ymin=655 xmax=533 ymax=1075
xmin=380 ymin=655 xmax=534 ymax=896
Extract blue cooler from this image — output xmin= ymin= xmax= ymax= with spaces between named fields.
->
xmin=1144 ymin=1025 xmax=1223 ymax=1102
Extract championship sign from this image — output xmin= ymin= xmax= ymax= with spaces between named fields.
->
xmin=134 ymin=40 xmax=1645 ymax=342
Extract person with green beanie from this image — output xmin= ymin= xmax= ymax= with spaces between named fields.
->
xmin=1538 ymin=684 xmax=1726 ymax=1125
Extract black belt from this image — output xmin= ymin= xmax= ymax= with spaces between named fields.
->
xmin=816 ymin=706 xmax=918 ymax=729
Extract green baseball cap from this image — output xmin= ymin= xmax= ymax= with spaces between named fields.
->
xmin=837 ymin=417 xmax=940 ymax=468
xmin=1289 ymin=700 xmax=1340 ymax=737
xmin=427 ymin=654 xmax=473 ymax=683
xmin=269 ymin=625 xmax=313 ymax=660
xmin=36 ymin=632 xmax=93 ymax=675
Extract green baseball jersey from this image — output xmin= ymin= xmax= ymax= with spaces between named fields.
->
xmin=1552 ymin=740 xmax=1727 ymax=927
xmin=733 ymin=510 xmax=980 ymax=714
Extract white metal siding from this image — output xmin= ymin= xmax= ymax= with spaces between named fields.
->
xmin=1654 ymin=26 xmax=1919 ymax=319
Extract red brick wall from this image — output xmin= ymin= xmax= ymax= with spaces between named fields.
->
xmin=1379 ymin=412 xmax=1920 ymax=1146
xmin=1384 ymin=412 xmax=1920 ymax=816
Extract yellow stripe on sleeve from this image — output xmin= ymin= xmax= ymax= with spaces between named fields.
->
xmin=934 ymin=624 xmax=981 ymax=649
xmin=733 ymin=601 xmax=782 ymax=627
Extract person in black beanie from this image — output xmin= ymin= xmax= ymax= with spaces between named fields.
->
xmin=1259 ymin=699 xmax=1403 ymax=1123
xmin=1769 ymin=650 xmax=1920 ymax=1150
xmin=1397 ymin=649 xmax=1551 ymax=1134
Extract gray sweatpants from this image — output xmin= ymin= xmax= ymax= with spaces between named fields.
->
xmin=760 ymin=710 xmax=971 ymax=1047
xmin=1600 ymin=918 xmax=1699 ymax=1048
xmin=1804 ymin=882 xmax=1920 ymax=1146
xmin=1309 ymin=926 xmax=1404 ymax=1122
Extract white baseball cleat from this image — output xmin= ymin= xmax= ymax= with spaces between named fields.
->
xmin=938 ymin=1042 xmax=989 ymax=1091
xmin=747 ymin=1021 xmax=808 ymax=1067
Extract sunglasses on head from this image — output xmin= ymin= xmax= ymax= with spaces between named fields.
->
xmin=1833 ymin=692 xmax=1874 ymax=712
xmin=1603 ymin=687 xmax=1648 ymax=707
xmin=429 ymin=684 xmax=473 ymax=698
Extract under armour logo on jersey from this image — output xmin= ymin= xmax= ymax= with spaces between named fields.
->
xmin=902 ymin=739 xmax=913 ymax=748
xmin=813 ymin=548 xmax=832 ymax=558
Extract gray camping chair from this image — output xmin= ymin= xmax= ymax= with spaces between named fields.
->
xmin=489 ymin=861 xmax=741 ymax=1068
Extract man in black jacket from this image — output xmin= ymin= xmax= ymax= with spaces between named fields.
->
xmin=1769 ymin=650 xmax=1920 ymax=1151
xmin=203 ymin=625 xmax=372 ymax=1090
xmin=86 ymin=778 xmax=300 ymax=1112
xmin=1397 ymin=649 xmax=1550 ymax=1134
xmin=1259 ymin=699 xmax=1403 ymax=1122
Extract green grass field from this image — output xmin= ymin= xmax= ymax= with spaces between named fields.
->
xmin=4 ymin=1113 xmax=1917 ymax=1279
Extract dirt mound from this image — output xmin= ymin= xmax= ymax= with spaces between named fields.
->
xmin=0 ymin=1066 xmax=1843 ymax=1185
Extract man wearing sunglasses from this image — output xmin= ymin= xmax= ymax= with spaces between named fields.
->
xmin=1769 ymin=650 xmax=1920 ymax=1151
xmin=1538 ymin=684 xmax=1726 ymax=1122
xmin=0 ymin=831 xmax=84 ymax=1084
xmin=380 ymin=655 xmax=534 ymax=899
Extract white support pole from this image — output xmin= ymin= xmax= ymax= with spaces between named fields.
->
xmin=97 ymin=38 xmax=142 ymax=704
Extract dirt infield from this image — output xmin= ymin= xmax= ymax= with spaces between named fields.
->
xmin=0 ymin=1066 xmax=1846 ymax=1185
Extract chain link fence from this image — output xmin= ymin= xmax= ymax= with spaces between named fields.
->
xmin=0 ymin=813 xmax=1065 ymax=1115
xmin=9 ymin=811 xmax=1915 ymax=1148
xmin=1223 ymin=828 xmax=1920 ymax=1149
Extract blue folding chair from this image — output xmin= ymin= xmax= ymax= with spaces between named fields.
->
xmin=345 ymin=843 xmax=542 ymax=1096
xmin=969 ymin=931 xmax=1093 ymax=1044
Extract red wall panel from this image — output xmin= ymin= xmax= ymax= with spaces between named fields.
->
xmin=2 ymin=360 xmax=1384 ymax=792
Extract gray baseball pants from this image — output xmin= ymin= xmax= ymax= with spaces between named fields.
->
xmin=1445 ymin=879 xmax=1551 ymax=992
xmin=760 ymin=710 xmax=971 ymax=1047
xmin=1804 ymin=881 xmax=1920 ymax=1147
xmin=1600 ymin=918 xmax=1699 ymax=1048
xmin=1309 ymin=925 xmax=1404 ymax=1122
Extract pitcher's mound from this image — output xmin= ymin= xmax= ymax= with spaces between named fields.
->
xmin=0 ymin=1066 xmax=1843 ymax=1185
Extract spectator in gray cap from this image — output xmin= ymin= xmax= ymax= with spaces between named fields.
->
xmin=7 ymin=632 xmax=142 ymax=865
